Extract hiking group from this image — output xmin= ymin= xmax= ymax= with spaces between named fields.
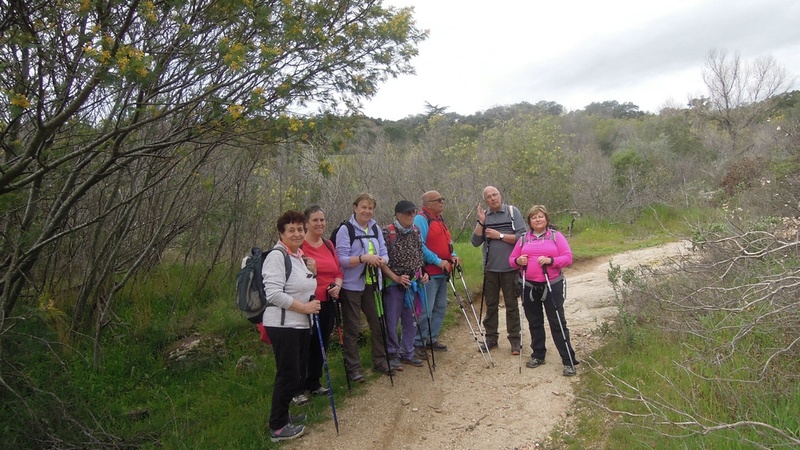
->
xmin=239 ymin=186 xmax=579 ymax=443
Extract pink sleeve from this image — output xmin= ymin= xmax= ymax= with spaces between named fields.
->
xmin=551 ymin=232 xmax=573 ymax=268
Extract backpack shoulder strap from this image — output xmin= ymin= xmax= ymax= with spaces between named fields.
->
xmin=421 ymin=210 xmax=433 ymax=224
xmin=344 ymin=221 xmax=357 ymax=244
xmin=322 ymin=238 xmax=336 ymax=258
xmin=263 ymin=246 xmax=292 ymax=281
xmin=508 ymin=204 xmax=517 ymax=231
xmin=386 ymin=223 xmax=398 ymax=241
xmin=263 ymin=246 xmax=292 ymax=325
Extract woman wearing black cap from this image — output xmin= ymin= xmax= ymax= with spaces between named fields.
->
xmin=381 ymin=200 xmax=429 ymax=370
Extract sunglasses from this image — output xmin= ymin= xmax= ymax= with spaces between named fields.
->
xmin=427 ymin=197 xmax=446 ymax=204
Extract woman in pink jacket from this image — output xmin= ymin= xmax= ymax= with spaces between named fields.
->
xmin=509 ymin=205 xmax=579 ymax=376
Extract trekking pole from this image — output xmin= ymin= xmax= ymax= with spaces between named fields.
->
xmin=478 ymin=236 xmax=489 ymax=326
xmin=543 ymin=265 xmax=575 ymax=370
xmin=369 ymin=266 xmax=394 ymax=386
xmin=518 ymin=263 xmax=526 ymax=374
xmin=416 ymin=269 xmax=435 ymax=370
xmin=314 ymin=313 xmax=340 ymax=435
xmin=447 ymin=271 xmax=490 ymax=368
xmin=331 ymin=297 xmax=351 ymax=392
xmin=407 ymin=281 xmax=434 ymax=381
xmin=456 ymin=264 xmax=494 ymax=367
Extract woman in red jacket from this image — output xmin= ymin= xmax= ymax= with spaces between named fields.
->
xmin=300 ymin=205 xmax=344 ymax=400
xmin=509 ymin=205 xmax=578 ymax=376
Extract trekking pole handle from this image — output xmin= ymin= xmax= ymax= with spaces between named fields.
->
xmin=537 ymin=256 xmax=554 ymax=266
xmin=307 ymin=294 xmax=321 ymax=315
xmin=327 ymin=282 xmax=340 ymax=300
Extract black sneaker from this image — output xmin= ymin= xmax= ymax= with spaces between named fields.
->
xmin=431 ymin=341 xmax=448 ymax=351
xmin=269 ymin=423 xmax=306 ymax=442
xmin=479 ymin=341 xmax=498 ymax=352
xmin=511 ymin=342 xmax=521 ymax=355
xmin=400 ymin=356 xmax=424 ymax=367
xmin=388 ymin=356 xmax=404 ymax=372
xmin=373 ymin=363 xmax=395 ymax=376
xmin=526 ymin=357 xmax=545 ymax=368
xmin=349 ymin=371 xmax=365 ymax=383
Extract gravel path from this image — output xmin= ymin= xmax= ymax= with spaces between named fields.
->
xmin=285 ymin=241 xmax=691 ymax=449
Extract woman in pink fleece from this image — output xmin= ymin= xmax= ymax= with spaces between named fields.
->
xmin=509 ymin=205 xmax=579 ymax=377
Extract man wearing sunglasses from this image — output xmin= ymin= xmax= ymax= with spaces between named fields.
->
xmin=413 ymin=191 xmax=460 ymax=357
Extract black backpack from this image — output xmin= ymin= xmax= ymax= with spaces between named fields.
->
xmin=330 ymin=220 xmax=380 ymax=248
xmin=235 ymin=247 xmax=291 ymax=320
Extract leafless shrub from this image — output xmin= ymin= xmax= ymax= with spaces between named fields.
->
xmin=587 ymin=226 xmax=799 ymax=446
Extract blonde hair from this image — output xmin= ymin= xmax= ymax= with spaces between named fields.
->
xmin=352 ymin=192 xmax=377 ymax=208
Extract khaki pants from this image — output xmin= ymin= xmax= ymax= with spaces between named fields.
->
xmin=340 ymin=284 xmax=386 ymax=373
xmin=481 ymin=270 xmax=521 ymax=345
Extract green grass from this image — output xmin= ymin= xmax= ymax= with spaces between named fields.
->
xmin=569 ymin=324 xmax=800 ymax=448
xmin=16 ymin=205 xmax=787 ymax=448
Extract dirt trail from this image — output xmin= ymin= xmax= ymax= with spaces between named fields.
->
xmin=285 ymin=241 xmax=691 ymax=450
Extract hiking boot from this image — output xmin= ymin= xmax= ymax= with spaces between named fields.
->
xmin=511 ymin=342 xmax=521 ymax=356
xmin=563 ymin=364 xmax=577 ymax=377
xmin=309 ymin=386 xmax=330 ymax=396
xmin=389 ymin=356 xmax=404 ymax=372
xmin=400 ymin=356 xmax=424 ymax=367
xmin=291 ymin=394 xmax=310 ymax=406
xmin=525 ymin=357 xmax=545 ymax=368
xmin=269 ymin=423 xmax=306 ymax=442
xmin=479 ymin=341 xmax=498 ymax=352
xmin=349 ymin=371 xmax=365 ymax=383
xmin=414 ymin=346 xmax=428 ymax=359
xmin=431 ymin=341 xmax=448 ymax=351
xmin=290 ymin=414 xmax=307 ymax=424
xmin=373 ymin=363 xmax=395 ymax=376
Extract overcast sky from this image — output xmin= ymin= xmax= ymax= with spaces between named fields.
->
xmin=361 ymin=0 xmax=800 ymax=120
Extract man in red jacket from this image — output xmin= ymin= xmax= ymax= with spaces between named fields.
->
xmin=413 ymin=190 xmax=460 ymax=356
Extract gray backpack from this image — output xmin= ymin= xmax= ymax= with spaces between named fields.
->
xmin=235 ymin=247 xmax=291 ymax=320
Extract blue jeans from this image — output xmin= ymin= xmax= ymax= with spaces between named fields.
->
xmin=415 ymin=276 xmax=448 ymax=346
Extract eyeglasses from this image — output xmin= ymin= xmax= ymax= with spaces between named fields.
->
xmin=427 ymin=197 xmax=446 ymax=204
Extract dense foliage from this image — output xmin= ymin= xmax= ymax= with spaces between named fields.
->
xmin=1 ymin=0 xmax=799 ymax=445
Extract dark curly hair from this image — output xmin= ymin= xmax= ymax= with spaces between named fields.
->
xmin=276 ymin=210 xmax=307 ymax=233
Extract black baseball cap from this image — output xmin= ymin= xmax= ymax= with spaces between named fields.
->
xmin=394 ymin=200 xmax=418 ymax=214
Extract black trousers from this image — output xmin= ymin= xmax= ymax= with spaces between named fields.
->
xmin=304 ymin=300 xmax=335 ymax=391
xmin=521 ymin=279 xmax=577 ymax=366
xmin=266 ymin=326 xmax=310 ymax=430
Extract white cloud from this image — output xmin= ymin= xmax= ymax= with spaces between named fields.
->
xmin=362 ymin=0 xmax=800 ymax=119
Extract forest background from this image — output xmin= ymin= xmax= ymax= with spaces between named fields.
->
xmin=1 ymin=1 xmax=798 ymax=448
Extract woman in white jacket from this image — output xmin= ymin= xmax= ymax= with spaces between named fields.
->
xmin=263 ymin=210 xmax=320 ymax=443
